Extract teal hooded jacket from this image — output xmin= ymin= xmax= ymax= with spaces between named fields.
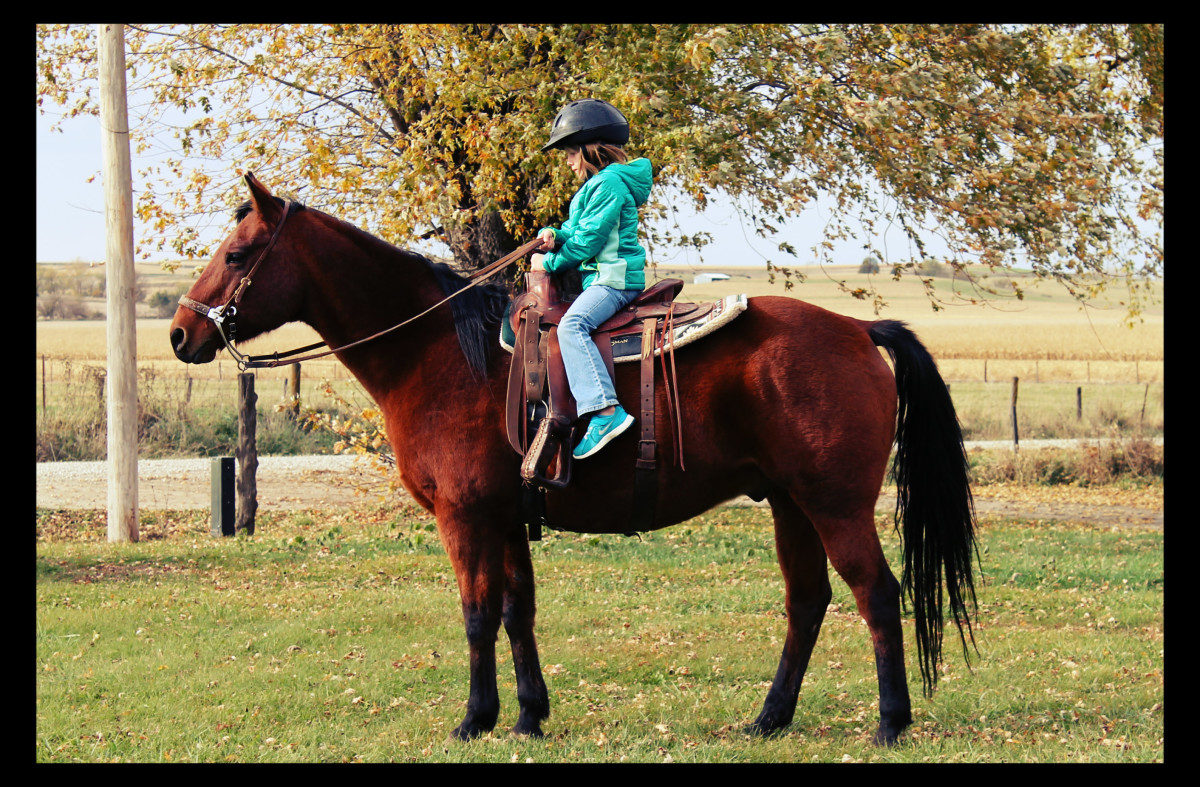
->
xmin=538 ymin=157 xmax=653 ymax=291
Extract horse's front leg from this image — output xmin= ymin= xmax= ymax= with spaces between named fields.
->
xmin=439 ymin=508 xmax=506 ymax=740
xmin=503 ymin=528 xmax=550 ymax=736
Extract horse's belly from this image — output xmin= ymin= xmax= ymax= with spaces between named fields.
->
xmin=540 ymin=459 xmax=760 ymax=534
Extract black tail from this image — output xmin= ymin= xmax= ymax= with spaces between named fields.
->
xmin=869 ymin=319 xmax=979 ymax=696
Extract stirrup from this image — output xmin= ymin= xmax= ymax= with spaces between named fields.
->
xmin=520 ymin=417 xmax=573 ymax=490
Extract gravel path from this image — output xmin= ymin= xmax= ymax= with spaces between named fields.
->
xmin=36 ymin=454 xmax=396 ymax=511
xmin=36 ymin=439 xmax=1163 ymax=528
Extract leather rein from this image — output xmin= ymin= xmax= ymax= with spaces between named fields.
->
xmin=178 ymin=199 xmax=542 ymax=370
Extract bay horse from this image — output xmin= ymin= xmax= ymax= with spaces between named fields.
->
xmin=170 ymin=173 xmax=978 ymax=745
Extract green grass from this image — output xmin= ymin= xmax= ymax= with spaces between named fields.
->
xmin=36 ymin=504 xmax=1163 ymax=763
xmin=949 ymin=382 xmax=1163 ymax=442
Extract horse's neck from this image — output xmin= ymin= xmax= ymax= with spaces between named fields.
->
xmin=299 ymin=229 xmax=462 ymax=402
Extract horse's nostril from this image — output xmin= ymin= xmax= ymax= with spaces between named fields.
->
xmin=170 ymin=327 xmax=186 ymax=353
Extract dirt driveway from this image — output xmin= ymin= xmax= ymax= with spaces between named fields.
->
xmin=36 ymin=455 xmax=395 ymax=512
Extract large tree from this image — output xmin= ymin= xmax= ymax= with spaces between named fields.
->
xmin=37 ymin=24 xmax=1162 ymax=316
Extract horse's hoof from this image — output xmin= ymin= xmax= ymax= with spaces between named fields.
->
xmin=871 ymin=719 xmax=910 ymax=746
xmin=742 ymin=718 xmax=786 ymax=738
xmin=511 ymin=709 xmax=548 ymax=738
xmin=450 ymin=722 xmax=489 ymax=741
xmin=511 ymin=723 xmax=546 ymax=738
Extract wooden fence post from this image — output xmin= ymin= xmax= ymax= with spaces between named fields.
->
xmin=236 ymin=372 xmax=258 ymax=535
xmin=1076 ymin=386 xmax=1083 ymax=421
xmin=287 ymin=363 xmax=301 ymax=419
xmin=1010 ymin=376 xmax=1020 ymax=448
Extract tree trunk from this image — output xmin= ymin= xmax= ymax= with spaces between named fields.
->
xmin=445 ymin=210 xmax=519 ymax=272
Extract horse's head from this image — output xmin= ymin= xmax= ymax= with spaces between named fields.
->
xmin=170 ymin=173 xmax=305 ymax=364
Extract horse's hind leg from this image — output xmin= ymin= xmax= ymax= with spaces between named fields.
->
xmin=805 ymin=502 xmax=912 ymax=745
xmin=747 ymin=491 xmax=833 ymax=735
xmin=502 ymin=531 xmax=550 ymax=736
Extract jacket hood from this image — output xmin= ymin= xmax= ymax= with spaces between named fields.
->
xmin=598 ymin=158 xmax=653 ymax=207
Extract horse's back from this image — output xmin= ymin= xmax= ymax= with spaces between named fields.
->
xmin=715 ymin=295 xmax=896 ymax=415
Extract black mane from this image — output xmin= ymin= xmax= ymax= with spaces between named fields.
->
xmin=428 ymin=262 xmax=511 ymax=377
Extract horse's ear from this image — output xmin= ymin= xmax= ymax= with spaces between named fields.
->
xmin=244 ymin=172 xmax=284 ymax=226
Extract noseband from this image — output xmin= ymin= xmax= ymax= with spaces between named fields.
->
xmin=179 ymin=199 xmax=539 ymax=370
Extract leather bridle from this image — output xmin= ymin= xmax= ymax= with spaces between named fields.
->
xmin=177 ymin=200 xmax=299 ymax=366
xmin=178 ymin=200 xmax=540 ymax=370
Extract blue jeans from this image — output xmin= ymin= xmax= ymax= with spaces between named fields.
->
xmin=558 ymin=284 xmax=641 ymax=416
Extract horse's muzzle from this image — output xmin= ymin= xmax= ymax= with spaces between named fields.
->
xmin=170 ymin=324 xmax=218 ymax=364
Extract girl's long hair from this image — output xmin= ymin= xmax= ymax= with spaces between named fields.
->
xmin=575 ymin=141 xmax=628 ymax=179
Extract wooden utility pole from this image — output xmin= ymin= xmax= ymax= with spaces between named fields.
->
xmin=98 ymin=24 xmax=139 ymax=542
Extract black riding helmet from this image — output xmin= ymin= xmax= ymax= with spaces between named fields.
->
xmin=541 ymin=99 xmax=630 ymax=152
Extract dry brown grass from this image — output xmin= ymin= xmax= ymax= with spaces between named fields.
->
xmin=35 ymin=262 xmax=1163 ymax=380
xmin=674 ymin=265 xmax=1163 ymax=372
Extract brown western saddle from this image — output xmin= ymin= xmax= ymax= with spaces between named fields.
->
xmin=505 ymin=271 xmax=719 ymax=535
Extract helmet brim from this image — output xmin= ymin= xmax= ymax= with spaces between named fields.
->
xmin=541 ymin=123 xmax=630 ymax=153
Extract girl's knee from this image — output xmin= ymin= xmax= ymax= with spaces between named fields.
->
xmin=560 ymin=311 xmax=583 ymax=331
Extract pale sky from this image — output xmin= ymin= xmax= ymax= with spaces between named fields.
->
xmin=36 ymin=110 xmax=108 ymax=263
xmin=36 ymin=105 xmax=941 ymax=269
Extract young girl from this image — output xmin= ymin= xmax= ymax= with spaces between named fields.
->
xmin=531 ymin=99 xmax=653 ymax=460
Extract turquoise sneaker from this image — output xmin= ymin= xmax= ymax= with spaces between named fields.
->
xmin=573 ymin=405 xmax=635 ymax=460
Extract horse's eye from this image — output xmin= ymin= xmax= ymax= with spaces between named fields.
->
xmin=225 ymin=251 xmax=247 ymax=268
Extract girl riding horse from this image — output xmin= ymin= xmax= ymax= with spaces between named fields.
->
xmin=531 ymin=99 xmax=651 ymax=459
